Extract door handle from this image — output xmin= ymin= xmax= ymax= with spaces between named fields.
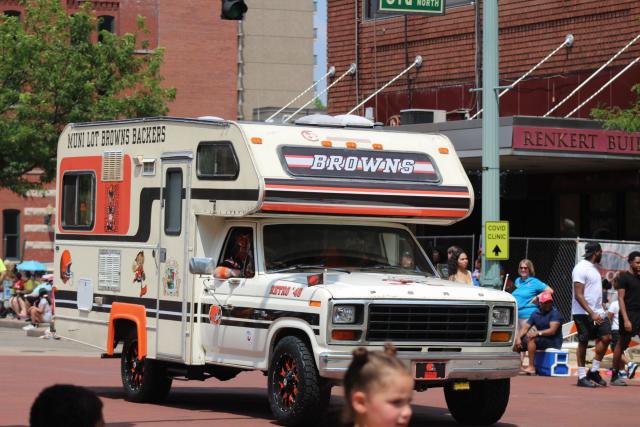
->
xmin=228 ymin=278 xmax=242 ymax=286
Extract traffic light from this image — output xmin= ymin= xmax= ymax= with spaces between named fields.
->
xmin=221 ymin=0 xmax=248 ymax=20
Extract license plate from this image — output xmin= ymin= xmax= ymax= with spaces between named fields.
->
xmin=415 ymin=362 xmax=446 ymax=380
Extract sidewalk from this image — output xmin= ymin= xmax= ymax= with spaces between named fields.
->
xmin=0 ymin=317 xmax=52 ymax=337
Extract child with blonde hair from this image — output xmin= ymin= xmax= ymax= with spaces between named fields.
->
xmin=343 ymin=343 xmax=414 ymax=427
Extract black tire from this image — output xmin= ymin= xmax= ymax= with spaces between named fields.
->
xmin=444 ymin=379 xmax=510 ymax=425
xmin=268 ymin=336 xmax=328 ymax=426
xmin=121 ymin=330 xmax=172 ymax=403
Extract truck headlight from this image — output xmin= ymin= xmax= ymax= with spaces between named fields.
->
xmin=492 ymin=307 xmax=512 ymax=326
xmin=333 ymin=305 xmax=357 ymax=324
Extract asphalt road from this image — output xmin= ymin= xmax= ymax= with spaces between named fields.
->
xmin=0 ymin=328 xmax=639 ymax=427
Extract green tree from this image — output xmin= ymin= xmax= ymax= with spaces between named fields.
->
xmin=0 ymin=0 xmax=175 ymax=194
xmin=591 ymin=83 xmax=640 ymax=132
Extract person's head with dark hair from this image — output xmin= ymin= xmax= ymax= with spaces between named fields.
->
xmin=628 ymin=251 xmax=640 ymax=275
xmin=583 ymin=242 xmax=602 ymax=263
xmin=30 ymin=384 xmax=104 ymax=427
xmin=15 ymin=272 xmax=22 ymax=281
xmin=628 ymin=251 xmax=640 ymax=264
xmin=448 ymin=249 xmax=468 ymax=277
xmin=343 ymin=343 xmax=413 ymax=427
xmin=25 ymin=271 xmax=32 ymax=279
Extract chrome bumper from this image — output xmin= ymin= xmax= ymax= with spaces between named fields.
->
xmin=318 ymin=351 xmax=521 ymax=381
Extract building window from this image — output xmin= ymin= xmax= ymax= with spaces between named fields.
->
xmin=61 ymin=172 xmax=95 ymax=230
xmin=3 ymin=209 xmax=20 ymax=260
xmin=3 ymin=10 xmax=21 ymax=19
xmin=196 ymin=141 xmax=239 ymax=180
xmin=97 ymin=15 xmax=115 ymax=42
xmin=164 ymin=168 xmax=183 ymax=236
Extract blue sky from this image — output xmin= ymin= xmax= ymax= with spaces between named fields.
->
xmin=313 ymin=0 xmax=328 ymax=104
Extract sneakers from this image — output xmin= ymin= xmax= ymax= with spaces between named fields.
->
xmin=22 ymin=323 xmax=35 ymax=331
xmin=627 ymin=362 xmax=638 ymax=380
xmin=577 ymin=376 xmax=597 ymax=388
xmin=619 ymin=370 xmax=628 ymax=379
xmin=587 ymin=369 xmax=607 ymax=387
xmin=610 ymin=376 xmax=628 ymax=386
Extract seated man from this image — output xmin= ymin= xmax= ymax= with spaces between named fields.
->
xmin=514 ymin=291 xmax=562 ymax=374
xmin=218 ymin=230 xmax=254 ymax=278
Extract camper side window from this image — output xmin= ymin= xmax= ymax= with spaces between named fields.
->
xmin=196 ymin=141 xmax=239 ymax=180
xmin=164 ymin=168 xmax=183 ymax=236
xmin=61 ymin=172 xmax=95 ymax=230
xmin=217 ymin=227 xmax=255 ymax=278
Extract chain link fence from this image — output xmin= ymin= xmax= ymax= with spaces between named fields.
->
xmin=417 ymin=235 xmax=640 ymax=322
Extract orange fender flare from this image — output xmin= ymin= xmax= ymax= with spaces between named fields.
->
xmin=107 ymin=302 xmax=147 ymax=359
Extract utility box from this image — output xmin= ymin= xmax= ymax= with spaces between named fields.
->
xmin=400 ymin=109 xmax=446 ymax=125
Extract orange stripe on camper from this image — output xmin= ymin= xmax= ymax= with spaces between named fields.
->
xmin=265 ymin=183 xmax=469 ymax=197
xmin=261 ymin=202 xmax=467 ymax=218
xmin=107 ymin=302 xmax=147 ymax=359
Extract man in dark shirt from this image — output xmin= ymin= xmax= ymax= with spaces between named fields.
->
xmin=610 ymin=251 xmax=640 ymax=386
xmin=515 ymin=291 xmax=563 ymax=375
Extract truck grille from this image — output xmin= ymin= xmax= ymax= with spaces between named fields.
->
xmin=366 ymin=304 xmax=489 ymax=342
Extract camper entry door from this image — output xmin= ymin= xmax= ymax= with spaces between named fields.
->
xmin=156 ymin=152 xmax=192 ymax=362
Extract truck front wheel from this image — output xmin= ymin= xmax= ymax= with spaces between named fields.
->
xmin=444 ymin=379 xmax=510 ymax=425
xmin=121 ymin=330 xmax=172 ymax=403
xmin=267 ymin=336 xmax=328 ymax=426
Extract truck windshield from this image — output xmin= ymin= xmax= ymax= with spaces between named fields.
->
xmin=263 ymin=224 xmax=435 ymax=276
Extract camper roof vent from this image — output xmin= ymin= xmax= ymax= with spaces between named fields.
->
xmin=197 ymin=116 xmax=225 ymax=122
xmin=102 ymin=150 xmax=123 ymax=181
xmin=295 ymin=114 xmax=374 ymax=128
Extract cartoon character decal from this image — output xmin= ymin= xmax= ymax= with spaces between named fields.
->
xmin=104 ymin=183 xmax=119 ymax=232
xmin=163 ymin=259 xmax=180 ymax=297
xmin=132 ymin=251 xmax=147 ymax=297
xmin=60 ymin=250 xmax=72 ymax=284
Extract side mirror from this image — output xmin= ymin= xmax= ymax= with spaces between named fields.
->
xmin=189 ymin=257 xmax=215 ymax=275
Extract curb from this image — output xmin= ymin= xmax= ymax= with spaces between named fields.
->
xmin=0 ymin=318 xmax=50 ymax=337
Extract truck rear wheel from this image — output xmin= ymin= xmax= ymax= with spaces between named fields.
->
xmin=444 ymin=379 xmax=510 ymax=425
xmin=121 ymin=330 xmax=172 ymax=403
xmin=267 ymin=336 xmax=328 ymax=426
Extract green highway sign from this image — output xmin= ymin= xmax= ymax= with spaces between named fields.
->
xmin=379 ymin=0 xmax=446 ymax=15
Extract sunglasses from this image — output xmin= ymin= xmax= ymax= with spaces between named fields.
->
xmin=519 ymin=266 xmax=529 ymax=270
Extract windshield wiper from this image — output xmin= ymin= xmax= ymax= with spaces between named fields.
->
xmin=269 ymin=264 xmax=351 ymax=274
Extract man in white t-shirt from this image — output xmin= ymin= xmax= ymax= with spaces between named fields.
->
xmin=572 ymin=242 xmax=612 ymax=388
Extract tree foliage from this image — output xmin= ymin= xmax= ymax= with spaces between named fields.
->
xmin=591 ymin=83 xmax=640 ymax=132
xmin=0 ymin=0 xmax=175 ymax=194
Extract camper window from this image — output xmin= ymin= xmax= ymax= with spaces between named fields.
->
xmin=196 ymin=141 xmax=239 ymax=180
xmin=164 ymin=168 xmax=183 ymax=235
xmin=217 ymin=227 xmax=255 ymax=278
xmin=61 ymin=172 xmax=95 ymax=230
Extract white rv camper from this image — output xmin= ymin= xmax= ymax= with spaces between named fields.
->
xmin=54 ymin=116 xmax=519 ymax=426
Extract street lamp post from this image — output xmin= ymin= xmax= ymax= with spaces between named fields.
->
xmin=480 ymin=0 xmax=501 ymax=289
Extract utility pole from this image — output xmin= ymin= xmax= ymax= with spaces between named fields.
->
xmin=480 ymin=0 xmax=501 ymax=289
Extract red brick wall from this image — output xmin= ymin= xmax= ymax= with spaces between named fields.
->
xmin=157 ymin=0 xmax=237 ymax=119
xmin=0 ymin=0 xmax=238 ymax=119
xmin=0 ymin=179 xmax=55 ymax=265
xmin=328 ymin=0 xmax=640 ymax=122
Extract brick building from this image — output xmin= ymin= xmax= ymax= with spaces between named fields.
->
xmin=327 ymin=1 xmax=640 ymax=243
xmin=327 ymin=0 xmax=640 ymax=122
xmin=0 ymin=0 xmax=315 ymax=267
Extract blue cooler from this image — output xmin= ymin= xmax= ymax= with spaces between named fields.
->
xmin=534 ymin=349 xmax=569 ymax=376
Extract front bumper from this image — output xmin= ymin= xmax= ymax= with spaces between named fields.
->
xmin=318 ymin=350 xmax=521 ymax=381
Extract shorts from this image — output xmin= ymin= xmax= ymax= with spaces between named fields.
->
xmin=573 ymin=314 xmax=612 ymax=343
xmin=521 ymin=335 xmax=561 ymax=351
xmin=619 ymin=310 xmax=640 ymax=339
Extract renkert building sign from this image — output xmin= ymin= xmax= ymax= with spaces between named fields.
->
xmin=513 ymin=126 xmax=640 ymax=156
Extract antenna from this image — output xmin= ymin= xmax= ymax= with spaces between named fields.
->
xmin=469 ymin=35 xmax=574 ymax=120
xmin=265 ymin=65 xmax=336 ymax=123
xmin=347 ymin=56 xmax=422 ymax=116
xmin=545 ymin=33 xmax=640 ymax=117
xmin=282 ymin=64 xmax=357 ymax=124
